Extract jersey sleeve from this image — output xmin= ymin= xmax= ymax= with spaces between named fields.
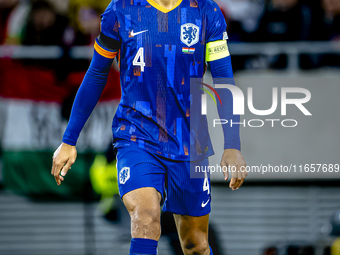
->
xmin=95 ymin=0 xmax=121 ymax=58
xmin=62 ymin=50 xmax=114 ymax=146
xmin=205 ymin=1 xmax=240 ymax=150
xmin=205 ymin=1 xmax=230 ymax=62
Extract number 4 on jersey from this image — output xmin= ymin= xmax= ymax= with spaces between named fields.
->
xmin=133 ymin=47 xmax=145 ymax=72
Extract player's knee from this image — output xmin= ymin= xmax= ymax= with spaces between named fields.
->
xmin=182 ymin=238 xmax=209 ymax=255
xmin=131 ymin=207 xmax=160 ymax=226
xmin=129 ymin=205 xmax=161 ymax=239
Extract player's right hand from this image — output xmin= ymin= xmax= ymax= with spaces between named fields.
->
xmin=51 ymin=143 xmax=77 ymax=186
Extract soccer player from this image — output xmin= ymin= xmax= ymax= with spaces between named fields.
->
xmin=51 ymin=0 xmax=247 ymax=254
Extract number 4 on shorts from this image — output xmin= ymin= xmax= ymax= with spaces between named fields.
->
xmin=203 ymin=177 xmax=210 ymax=195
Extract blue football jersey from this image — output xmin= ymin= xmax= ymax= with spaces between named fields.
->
xmin=96 ymin=0 xmax=230 ymax=161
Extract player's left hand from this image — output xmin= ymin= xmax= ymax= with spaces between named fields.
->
xmin=220 ymin=149 xmax=247 ymax=191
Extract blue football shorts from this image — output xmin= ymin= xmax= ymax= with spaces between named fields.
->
xmin=115 ymin=145 xmax=211 ymax=217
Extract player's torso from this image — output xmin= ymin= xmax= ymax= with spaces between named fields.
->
xmin=111 ymin=0 xmax=212 ymax=159
xmin=113 ymin=0 xmax=207 ymax=91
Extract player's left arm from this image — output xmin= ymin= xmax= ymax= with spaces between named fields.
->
xmin=205 ymin=1 xmax=247 ymax=190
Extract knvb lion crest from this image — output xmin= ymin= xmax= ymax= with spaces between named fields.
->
xmin=181 ymin=23 xmax=199 ymax=47
xmin=119 ymin=167 xmax=130 ymax=184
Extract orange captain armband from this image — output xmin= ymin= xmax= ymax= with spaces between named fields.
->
xmin=94 ymin=41 xmax=118 ymax=59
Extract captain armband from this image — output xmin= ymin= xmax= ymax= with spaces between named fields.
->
xmin=205 ymin=40 xmax=230 ymax=62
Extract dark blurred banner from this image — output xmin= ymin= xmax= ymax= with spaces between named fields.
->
xmin=204 ymin=71 xmax=340 ymax=181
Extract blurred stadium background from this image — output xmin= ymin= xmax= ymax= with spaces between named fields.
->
xmin=1 ymin=0 xmax=340 ymax=254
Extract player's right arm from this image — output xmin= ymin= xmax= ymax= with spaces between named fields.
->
xmin=52 ymin=1 xmax=121 ymax=185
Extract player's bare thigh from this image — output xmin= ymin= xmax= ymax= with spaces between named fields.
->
xmin=122 ymin=187 xmax=162 ymax=240
xmin=174 ymin=213 xmax=210 ymax=255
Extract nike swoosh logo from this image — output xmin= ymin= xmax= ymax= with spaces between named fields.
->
xmin=130 ymin=30 xmax=148 ymax=37
xmin=201 ymin=198 xmax=210 ymax=208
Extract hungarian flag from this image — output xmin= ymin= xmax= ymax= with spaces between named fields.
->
xmin=0 ymin=58 xmax=121 ymax=197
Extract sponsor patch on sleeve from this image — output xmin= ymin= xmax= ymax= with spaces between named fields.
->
xmin=223 ymin=31 xmax=228 ymax=40
xmin=205 ymin=40 xmax=230 ymax=62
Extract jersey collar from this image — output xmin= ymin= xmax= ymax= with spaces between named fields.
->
xmin=146 ymin=0 xmax=183 ymax=13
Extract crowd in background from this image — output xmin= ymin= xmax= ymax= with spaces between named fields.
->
xmin=0 ymin=0 xmax=108 ymax=46
xmin=221 ymin=0 xmax=340 ymax=42
xmin=0 ymin=0 xmax=121 ymax=108
xmin=1 ymin=0 xmax=340 ymax=71
xmin=0 ymin=0 xmax=112 ymax=81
